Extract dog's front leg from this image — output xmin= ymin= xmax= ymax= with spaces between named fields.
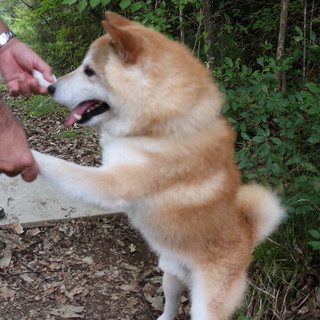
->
xmin=32 ymin=150 xmax=129 ymax=212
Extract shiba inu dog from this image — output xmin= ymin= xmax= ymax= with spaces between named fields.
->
xmin=32 ymin=12 xmax=284 ymax=320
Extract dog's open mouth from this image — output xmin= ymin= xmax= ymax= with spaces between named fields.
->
xmin=66 ymin=100 xmax=110 ymax=126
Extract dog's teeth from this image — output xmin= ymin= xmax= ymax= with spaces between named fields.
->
xmin=74 ymin=114 xmax=82 ymax=121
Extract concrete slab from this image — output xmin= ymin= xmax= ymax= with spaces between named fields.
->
xmin=0 ymin=174 xmax=114 ymax=228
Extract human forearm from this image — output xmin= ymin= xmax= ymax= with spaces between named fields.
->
xmin=0 ymin=101 xmax=39 ymax=182
xmin=0 ymin=100 xmax=15 ymax=132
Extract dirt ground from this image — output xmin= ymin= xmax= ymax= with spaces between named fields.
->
xmin=0 ymin=95 xmax=190 ymax=320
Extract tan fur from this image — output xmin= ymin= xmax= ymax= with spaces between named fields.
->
xmin=33 ymin=11 xmax=285 ymax=320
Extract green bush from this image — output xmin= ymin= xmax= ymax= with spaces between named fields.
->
xmin=214 ymin=58 xmax=320 ymax=249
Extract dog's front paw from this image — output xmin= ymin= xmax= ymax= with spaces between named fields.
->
xmin=31 ymin=150 xmax=67 ymax=182
xmin=31 ymin=150 xmax=60 ymax=173
xmin=157 ymin=315 xmax=174 ymax=320
xmin=32 ymin=150 xmax=49 ymax=167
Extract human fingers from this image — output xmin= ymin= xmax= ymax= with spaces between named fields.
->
xmin=0 ymin=151 xmax=38 ymax=181
xmin=29 ymin=78 xmax=49 ymax=95
xmin=33 ymin=59 xmax=53 ymax=83
xmin=21 ymin=160 xmax=39 ymax=182
xmin=7 ymin=79 xmax=20 ymax=97
xmin=20 ymin=152 xmax=39 ymax=182
xmin=38 ymin=85 xmax=49 ymax=95
xmin=0 ymin=166 xmax=20 ymax=177
xmin=18 ymin=74 xmax=32 ymax=97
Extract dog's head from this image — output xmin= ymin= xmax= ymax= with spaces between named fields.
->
xmin=49 ymin=12 xmax=223 ymax=137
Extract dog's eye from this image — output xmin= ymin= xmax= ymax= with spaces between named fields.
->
xmin=84 ymin=67 xmax=95 ymax=77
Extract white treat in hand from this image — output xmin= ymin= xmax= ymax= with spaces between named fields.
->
xmin=32 ymin=70 xmax=57 ymax=88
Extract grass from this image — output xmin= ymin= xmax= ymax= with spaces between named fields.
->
xmin=236 ymin=211 xmax=320 ymax=319
xmin=55 ymin=128 xmax=97 ymax=139
xmin=11 ymin=94 xmax=67 ymax=117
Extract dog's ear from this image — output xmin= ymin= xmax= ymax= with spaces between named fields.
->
xmin=102 ymin=11 xmax=142 ymax=64
xmin=104 ymin=11 xmax=132 ymax=27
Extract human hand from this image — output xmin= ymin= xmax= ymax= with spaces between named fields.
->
xmin=0 ymin=38 xmax=53 ymax=97
xmin=0 ymin=102 xmax=39 ymax=182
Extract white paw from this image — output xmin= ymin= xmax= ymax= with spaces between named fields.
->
xmin=157 ymin=314 xmax=174 ymax=320
xmin=31 ymin=150 xmax=58 ymax=172
xmin=32 ymin=150 xmax=48 ymax=164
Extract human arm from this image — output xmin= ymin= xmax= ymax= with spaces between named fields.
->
xmin=0 ymin=19 xmax=53 ymax=96
xmin=0 ymin=101 xmax=39 ymax=182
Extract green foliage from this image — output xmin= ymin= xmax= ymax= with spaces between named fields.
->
xmin=308 ymin=229 xmax=320 ymax=250
xmin=12 ymin=95 xmax=66 ymax=117
xmin=3 ymin=0 xmax=319 ymax=84
xmin=234 ymin=307 xmax=251 ymax=320
xmin=214 ymin=58 xmax=320 ymax=253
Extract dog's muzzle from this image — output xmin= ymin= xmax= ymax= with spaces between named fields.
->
xmin=48 ymin=84 xmax=55 ymax=95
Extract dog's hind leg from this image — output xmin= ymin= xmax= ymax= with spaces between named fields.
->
xmin=158 ymin=272 xmax=185 ymax=320
xmin=190 ymin=266 xmax=247 ymax=320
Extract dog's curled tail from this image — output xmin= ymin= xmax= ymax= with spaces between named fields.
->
xmin=237 ymin=184 xmax=285 ymax=246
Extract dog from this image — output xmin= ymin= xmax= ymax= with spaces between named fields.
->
xmin=32 ymin=12 xmax=284 ymax=320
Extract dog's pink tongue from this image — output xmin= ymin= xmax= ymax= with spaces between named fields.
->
xmin=66 ymin=101 xmax=95 ymax=126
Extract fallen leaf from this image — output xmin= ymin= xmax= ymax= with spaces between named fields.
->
xmin=0 ymin=244 xmax=14 ymax=268
xmin=50 ymin=305 xmax=84 ymax=318
xmin=26 ymin=228 xmax=41 ymax=236
xmin=83 ymin=256 xmax=94 ymax=265
xmin=11 ymin=222 xmax=24 ymax=235
xmin=0 ymin=286 xmax=16 ymax=298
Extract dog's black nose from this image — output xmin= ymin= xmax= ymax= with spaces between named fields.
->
xmin=48 ymin=84 xmax=55 ymax=95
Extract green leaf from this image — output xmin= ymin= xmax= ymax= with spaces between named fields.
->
xmin=240 ymin=132 xmax=250 ymax=140
xmin=256 ymin=127 xmax=268 ymax=137
xmin=259 ymin=142 xmax=271 ymax=157
xmin=270 ymin=137 xmax=282 ymax=145
xmin=307 ymin=106 xmax=320 ymax=115
xmin=309 ymin=230 xmax=320 ymax=239
xmin=101 ymin=0 xmax=111 ymax=4
xmin=310 ymin=31 xmax=317 ymax=41
xmin=257 ymin=57 xmax=264 ymax=67
xmin=306 ymin=82 xmax=320 ymax=94
xmin=78 ymin=0 xmax=87 ymax=11
xmin=119 ymin=0 xmax=131 ymax=9
xmin=62 ymin=0 xmax=77 ymax=4
xmin=301 ymin=162 xmax=318 ymax=173
xmin=239 ymin=123 xmax=246 ymax=132
xmin=308 ymin=241 xmax=320 ymax=250
xmin=224 ymin=57 xmax=233 ymax=67
xmin=295 ymin=26 xmax=303 ymax=36
xmin=252 ymin=136 xmax=265 ymax=143
xmin=293 ymin=36 xmax=303 ymax=42
xmin=89 ymin=0 xmax=100 ymax=8
xmin=307 ymin=136 xmax=320 ymax=144
xmin=130 ymin=1 xmax=145 ymax=12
